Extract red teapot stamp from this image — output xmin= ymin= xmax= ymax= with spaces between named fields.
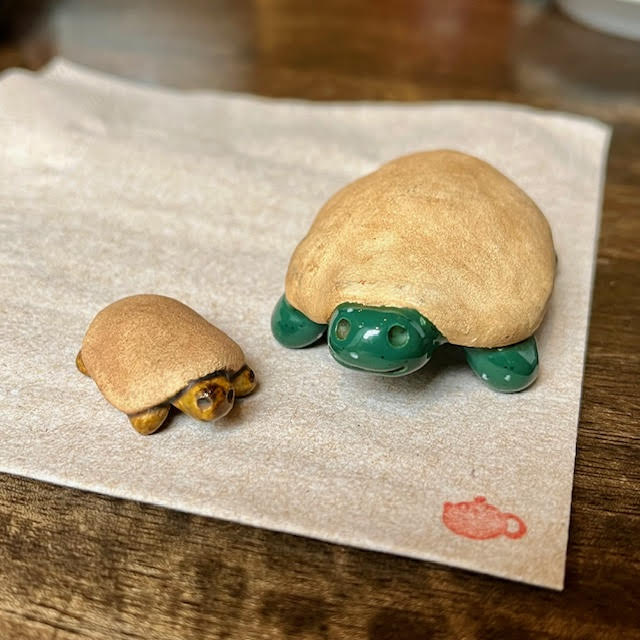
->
xmin=442 ymin=496 xmax=527 ymax=540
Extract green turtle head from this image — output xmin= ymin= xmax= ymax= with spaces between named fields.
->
xmin=327 ymin=304 xmax=445 ymax=377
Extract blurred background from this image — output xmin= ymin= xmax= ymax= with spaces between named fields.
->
xmin=1 ymin=0 xmax=639 ymax=124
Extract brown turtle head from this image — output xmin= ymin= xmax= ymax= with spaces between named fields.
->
xmin=171 ymin=373 xmax=235 ymax=422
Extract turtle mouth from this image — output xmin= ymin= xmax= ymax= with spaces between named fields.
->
xmin=373 ymin=365 xmax=407 ymax=375
xmin=374 ymin=366 xmax=409 ymax=376
xmin=332 ymin=358 xmax=408 ymax=376
xmin=384 ymin=366 xmax=407 ymax=374
xmin=213 ymin=397 xmax=234 ymax=421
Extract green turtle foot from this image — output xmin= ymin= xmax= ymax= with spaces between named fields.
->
xmin=271 ymin=294 xmax=327 ymax=348
xmin=464 ymin=337 xmax=539 ymax=393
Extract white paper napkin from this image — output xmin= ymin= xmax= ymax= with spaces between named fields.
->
xmin=0 ymin=59 xmax=610 ymax=589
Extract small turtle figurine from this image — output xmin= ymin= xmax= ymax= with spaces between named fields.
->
xmin=272 ymin=150 xmax=556 ymax=392
xmin=77 ymin=294 xmax=257 ymax=434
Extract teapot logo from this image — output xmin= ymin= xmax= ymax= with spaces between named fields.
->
xmin=442 ymin=496 xmax=527 ymax=540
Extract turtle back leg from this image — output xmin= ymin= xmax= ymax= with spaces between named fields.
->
xmin=463 ymin=336 xmax=539 ymax=393
xmin=128 ymin=405 xmax=170 ymax=435
xmin=76 ymin=350 xmax=90 ymax=376
xmin=271 ymin=294 xmax=327 ymax=348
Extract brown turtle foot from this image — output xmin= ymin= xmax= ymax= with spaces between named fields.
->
xmin=75 ymin=350 xmax=90 ymax=376
xmin=128 ymin=405 xmax=170 ymax=435
xmin=231 ymin=365 xmax=257 ymax=398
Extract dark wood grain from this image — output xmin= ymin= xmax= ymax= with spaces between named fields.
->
xmin=1 ymin=1 xmax=639 ymax=638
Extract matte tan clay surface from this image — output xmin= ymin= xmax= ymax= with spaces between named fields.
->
xmin=286 ymin=150 xmax=556 ymax=347
xmin=81 ymin=295 xmax=246 ymax=414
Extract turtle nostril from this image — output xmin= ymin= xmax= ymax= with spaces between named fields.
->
xmin=335 ymin=318 xmax=351 ymax=340
xmin=227 ymin=389 xmax=235 ymax=403
xmin=388 ymin=325 xmax=409 ymax=347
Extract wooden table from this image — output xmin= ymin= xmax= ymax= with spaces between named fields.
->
xmin=1 ymin=1 xmax=639 ymax=638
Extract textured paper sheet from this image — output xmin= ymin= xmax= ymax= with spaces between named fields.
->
xmin=0 ymin=60 xmax=610 ymax=589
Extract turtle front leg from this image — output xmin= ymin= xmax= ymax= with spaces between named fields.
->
xmin=271 ymin=294 xmax=327 ymax=348
xmin=464 ymin=336 xmax=539 ymax=393
xmin=231 ymin=365 xmax=257 ymax=398
xmin=128 ymin=405 xmax=170 ymax=435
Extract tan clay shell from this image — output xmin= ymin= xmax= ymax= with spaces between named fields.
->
xmin=285 ymin=150 xmax=556 ymax=348
xmin=80 ymin=295 xmax=246 ymax=414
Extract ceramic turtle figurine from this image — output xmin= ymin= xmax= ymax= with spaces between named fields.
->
xmin=272 ymin=150 xmax=556 ymax=392
xmin=77 ymin=294 xmax=257 ymax=434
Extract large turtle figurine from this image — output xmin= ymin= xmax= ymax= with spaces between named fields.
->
xmin=272 ymin=150 xmax=556 ymax=392
xmin=77 ymin=294 xmax=257 ymax=434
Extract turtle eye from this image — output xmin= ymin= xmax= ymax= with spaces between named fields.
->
xmin=335 ymin=318 xmax=351 ymax=340
xmin=226 ymin=389 xmax=235 ymax=403
xmin=197 ymin=396 xmax=213 ymax=411
xmin=388 ymin=325 xmax=409 ymax=347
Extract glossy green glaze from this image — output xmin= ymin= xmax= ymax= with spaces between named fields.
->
xmin=271 ymin=295 xmax=327 ymax=348
xmin=464 ymin=337 xmax=539 ymax=393
xmin=272 ymin=294 xmax=541 ymax=391
xmin=327 ymin=303 xmax=445 ymax=376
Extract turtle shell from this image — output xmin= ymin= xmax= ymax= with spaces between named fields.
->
xmin=81 ymin=295 xmax=246 ymax=414
xmin=285 ymin=150 xmax=556 ymax=348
